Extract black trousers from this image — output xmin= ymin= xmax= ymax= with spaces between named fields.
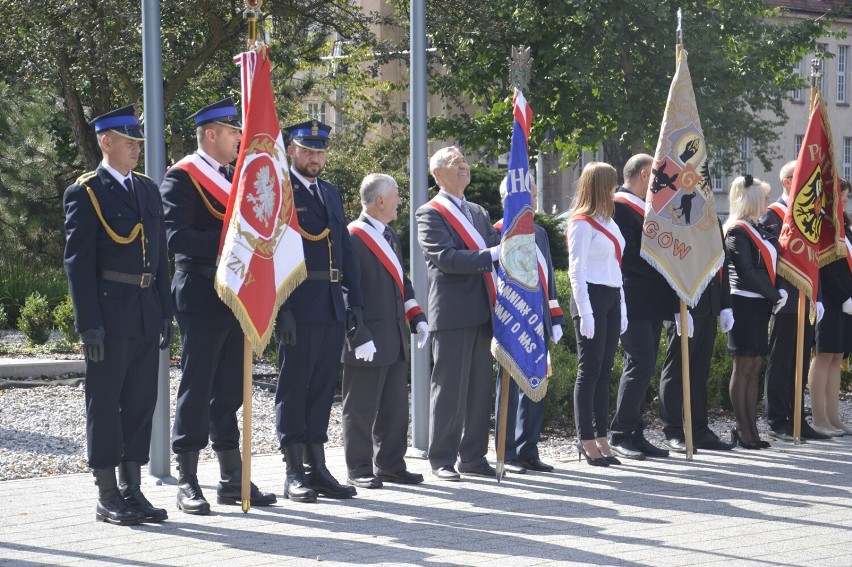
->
xmin=610 ymin=319 xmax=664 ymax=444
xmin=765 ymin=312 xmax=814 ymax=430
xmin=275 ymin=320 xmax=344 ymax=447
xmin=659 ymin=313 xmax=716 ymax=440
xmin=342 ymin=352 xmax=408 ymax=477
xmin=85 ymin=335 xmax=159 ymax=469
xmin=572 ymin=284 xmax=622 ymax=440
xmin=172 ymin=310 xmax=243 ymax=454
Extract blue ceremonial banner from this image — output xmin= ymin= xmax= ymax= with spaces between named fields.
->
xmin=491 ymin=90 xmax=548 ymax=401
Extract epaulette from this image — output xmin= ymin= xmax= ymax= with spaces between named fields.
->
xmin=76 ymin=171 xmax=98 ymax=186
xmin=134 ymin=172 xmax=153 ymax=180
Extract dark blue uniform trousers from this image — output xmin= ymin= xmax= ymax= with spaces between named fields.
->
xmin=85 ymin=335 xmax=158 ymax=469
xmin=172 ymin=310 xmax=243 ymax=453
xmin=275 ymin=321 xmax=345 ymax=447
xmin=494 ymin=369 xmax=546 ymax=461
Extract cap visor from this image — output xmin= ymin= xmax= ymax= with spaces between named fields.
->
xmin=292 ymin=138 xmax=327 ymax=150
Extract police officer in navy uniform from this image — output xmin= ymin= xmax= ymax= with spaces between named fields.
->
xmin=160 ymin=98 xmax=277 ymax=515
xmin=274 ymin=120 xmax=363 ymax=502
xmin=63 ymin=105 xmax=172 ymax=525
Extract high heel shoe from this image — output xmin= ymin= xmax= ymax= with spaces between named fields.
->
xmin=577 ymin=442 xmax=609 ymax=467
xmin=730 ymin=428 xmax=760 ymax=450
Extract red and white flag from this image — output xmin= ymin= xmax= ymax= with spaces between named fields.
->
xmin=215 ymin=48 xmax=306 ymax=353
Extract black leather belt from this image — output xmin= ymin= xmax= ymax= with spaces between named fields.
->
xmin=175 ymin=262 xmax=217 ymax=277
xmin=306 ymin=269 xmax=341 ymax=282
xmin=99 ymin=269 xmax=154 ymax=288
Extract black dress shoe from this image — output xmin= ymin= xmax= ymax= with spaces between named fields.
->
xmin=694 ymin=435 xmax=733 ymax=451
xmin=347 ymin=474 xmax=383 ymax=489
xmin=377 ymin=469 xmax=424 ymax=485
xmin=503 ymin=460 xmax=527 ymax=474
xmin=610 ymin=439 xmax=646 ymax=460
xmin=518 ymin=457 xmax=554 ymax=472
xmin=633 ymin=437 xmax=670 ymax=458
xmin=662 ymin=438 xmax=688 ymax=454
xmin=459 ymin=463 xmax=497 ymax=477
xmin=802 ymin=422 xmax=832 ymax=440
xmin=432 ymin=465 xmax=461 ymax=481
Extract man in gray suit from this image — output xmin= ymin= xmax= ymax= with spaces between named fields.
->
xmin=342 ymin=173 xmax=429 ymax=489
xmin=415 ymin=146 xmax=501 ymax=480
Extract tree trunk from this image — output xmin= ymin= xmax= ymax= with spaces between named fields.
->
xmin=57 ymin=49 xmax=100 ymax=170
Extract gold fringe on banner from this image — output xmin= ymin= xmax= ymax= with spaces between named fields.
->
xmin=491 ymin=339 xmax=548 ymax=402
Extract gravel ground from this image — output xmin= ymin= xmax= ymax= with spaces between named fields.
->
xmin=2 ymin=330 xmax=850 ymax=481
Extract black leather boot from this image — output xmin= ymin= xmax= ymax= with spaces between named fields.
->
xmin=118 ymin=461 xmax=168 ymax=522
xmin=215 ymin=448 xmax=277 ymax=506
xmin=93 ymin=468 xmax=145 ymax=525
xmin=304 ymin=443 xmax=356 ymax=499
xmin=282 ymin=444 xmax=317 ymax=503
xmin=176 ymin=452 xmax=210 ymax=515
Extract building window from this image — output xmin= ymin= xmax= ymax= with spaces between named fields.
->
xmin=791 ymin=59 xmax=803 ymax=102
xmin=843 ymin=137 xmax=852 ymax=181
xmin=401 ymin=101 xmax=409 ymax=117
xmin=794 ymin=134 xmax=804 ymax=158
xmin=712 ymin=154 xmax=725 ymax=193
xmin=838 ymin=45 xmax=848 ymax=104
xmin=815 ymin=44 xmax=827 ymax=94
xmin=740 ymin=137 xmax=751 ymax=174
xmin=306 ymin=102 xmax=326 ymax=123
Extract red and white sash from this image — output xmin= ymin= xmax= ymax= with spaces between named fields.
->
xmin=572 ymin=214 xmax=624 ymax=266
xmin=614 ymin=192 xmax=645 ymax=217
xmin=496 ymin=218 xmax=562 ymax=318
xmin=348 ymin=220 xmax=423 ymax=322
xmin=173 ymin=154 xmax=233 ymax=207
xmin=733 ymin=220 xmax=777 ymax=285
xmin=429 ymin=194 xmax=497 ymax=304
xmin=767 ymin=201 xmax=787 ymax=221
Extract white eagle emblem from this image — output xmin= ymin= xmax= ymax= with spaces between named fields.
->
xmin=247 ymin=165 xmax=276 ymax=227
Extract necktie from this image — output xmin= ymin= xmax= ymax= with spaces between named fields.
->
xmin=123 ymin=178 xmax=133 ymax=193
xmin=309 ymin=183 xmax=324 ymax=208
xmin=382 ymin=226 xmax=398 ymax=254
xmin=219 ymin=165 xmax=232 ymax=182
xmin=460 ymin=199 xmax=474 ymax=224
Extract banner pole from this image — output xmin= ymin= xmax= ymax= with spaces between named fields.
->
xmin=495 ymin=367 xmax=511 ymax=482
xmin=241 ymin=337 xmax=252 ymax=512
xmin=679 ymin=301 xmax=694 ymax=459
xmin=793 ymin=295 xmax=806 ymax=444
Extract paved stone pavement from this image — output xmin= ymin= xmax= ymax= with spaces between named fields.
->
xmin=1 ymin=439 xmax=851 ymax=567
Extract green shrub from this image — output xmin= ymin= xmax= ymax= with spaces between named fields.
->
xmin=53 ymin=294 xmax=79 ymax=348
xmin=170 ymin=319 xmax=181 ymax=360
xmin=18 ymin=292 xmax=53 ymax=346
xmin=0 ymin=254 xmax=67 ymax=327
xmin=0 ymin=302 xmax=7 ymax=329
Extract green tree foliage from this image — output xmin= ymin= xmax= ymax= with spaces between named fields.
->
xmin=389 ymin=0 xmax=832 ymax=177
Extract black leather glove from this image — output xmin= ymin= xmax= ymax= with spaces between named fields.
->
xmin=278 ymin=309 xmax=297 ymax=345
xmin=159 ymin=319 xmax=174 ymax=350
xmin=347 ymin=306 xmax=364 ymax=338
xmin=80 ymin=328 xmax=105 ymax=363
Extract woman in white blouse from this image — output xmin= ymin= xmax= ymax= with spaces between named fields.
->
xmin=566 ymin=162 xmax=627 ymax=466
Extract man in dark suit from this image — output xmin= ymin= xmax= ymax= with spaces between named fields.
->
xmin=342 ymin=173 xmax=429 ymax=488
xmin=160 ymin=98 xmax=276 ymax=515
xmin=609 ymin=153 xmax=672 ymax=460
xmin=659 ymin=251 xmax=734 ymax=452
xmin=415 ymin=146 xmax=502 ymax=481
xmin=274 ymin=120 xmax=363 ymax=501
xmin=494 ymin=178 xmax=564 ymax=473
xmin=63 ymin=105 xmax=172 ymax=525
xmin=760 ymin=160 xmax=828 ymax=442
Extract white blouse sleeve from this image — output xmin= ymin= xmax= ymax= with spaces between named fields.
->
xmin=567 ymin=220 xmax=593 ymax=316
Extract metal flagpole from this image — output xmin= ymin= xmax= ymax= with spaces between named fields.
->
xmin=675 ymin=8 xmax=695 ymax=461
xmin=142 ymin=0 xmax=173 ymax=483
xmin=240 ymin=0 xmax=263 ymax=513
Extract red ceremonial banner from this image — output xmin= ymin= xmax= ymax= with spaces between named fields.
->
xmin=777 ymin=89 xmax=844 ymax=302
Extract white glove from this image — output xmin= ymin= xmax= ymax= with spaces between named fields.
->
xmin=673 ymin=312 xmax=694 ymax=338
xmin=579 ymin=314 xmax=595 ymax=339
xmin=815 ymin=301 xmax=825 ymax=324
xmin=773 ymin=289 xmax=789 ymax=314
xmin=354 ymin=340 xmax=376 ymax=362
xmin=489 ymin=244 xmax=501 ymax=261
xmin=550 ymin=324 xmax=563 ymax=343
xmin=719 ymin=308 xmax=735 ymax=333
xmin=416 ymin=321 xmax=430 ymax=349
xmin=620 ymin=311 xmax=628 ymax=335
xmin=843 ymin=298 xmax=852 ymax=315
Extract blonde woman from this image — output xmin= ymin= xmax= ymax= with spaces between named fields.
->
xmin=723 ymin=175 xmax=786 ymax=449
xmin=566 ymin=162 xmax=626 ymax=466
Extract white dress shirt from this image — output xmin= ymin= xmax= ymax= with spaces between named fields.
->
xmin=101 ymin=161 xmax=133 ymax=189
xmin=567 ymin=215 xmax=625 ymax=316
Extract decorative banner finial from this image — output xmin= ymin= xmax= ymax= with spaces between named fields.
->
xmin=508 ymin=46 xmax=533 ymax=92
xmin=244 ymin=0 xmax=264 ymax=49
